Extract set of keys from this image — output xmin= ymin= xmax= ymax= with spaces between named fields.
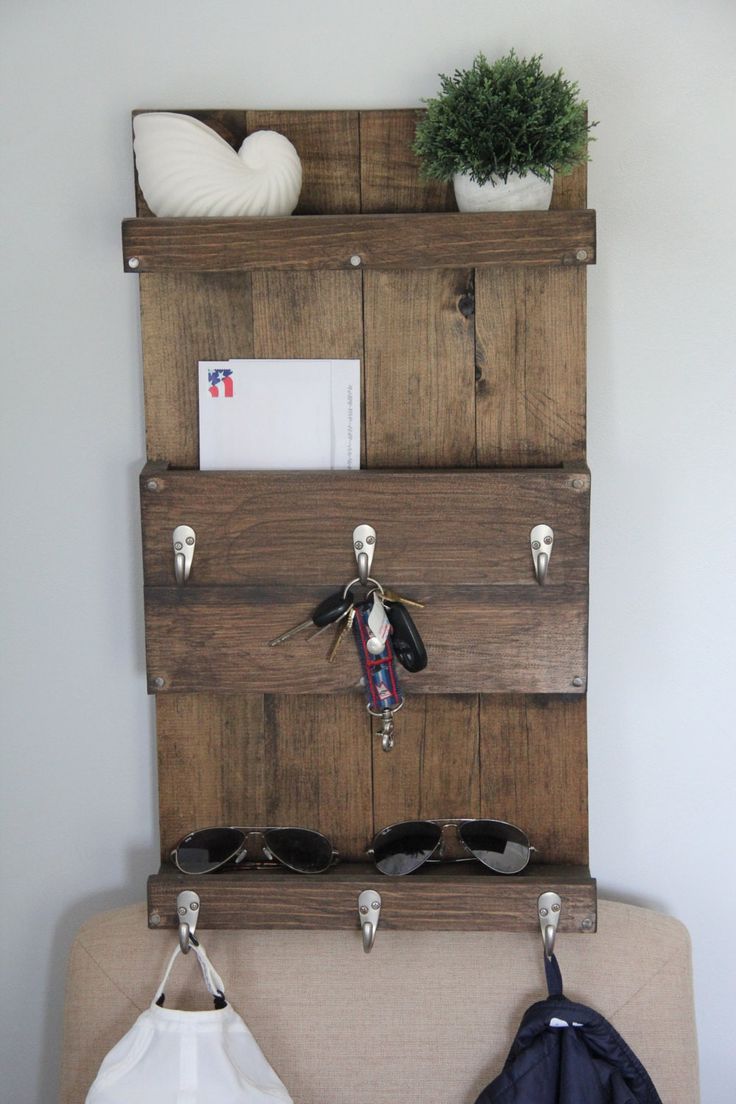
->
xmin=268 ymin=525 xmax=427 ymax=750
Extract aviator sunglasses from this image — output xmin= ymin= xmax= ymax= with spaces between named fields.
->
xmin=368 ymin=818 xmax=534 ymax=876
xmin=171 ymin=825 xmax=338 ymax=875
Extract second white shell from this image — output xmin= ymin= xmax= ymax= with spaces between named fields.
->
xmin=133 ymin=112 xmax=302 ymax=217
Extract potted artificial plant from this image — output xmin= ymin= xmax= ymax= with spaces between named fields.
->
xmin=413 ymin=50 xmax=595 ymax=212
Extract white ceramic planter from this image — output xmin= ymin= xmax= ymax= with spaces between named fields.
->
xmin=453 ymin=170 xmax=554 ymax=212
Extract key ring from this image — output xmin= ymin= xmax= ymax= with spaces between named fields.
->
xmin=343 ymin=577 xmax=384 ymax=600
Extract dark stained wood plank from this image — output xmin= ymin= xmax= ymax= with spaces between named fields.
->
xmin=139 ymin=272 xmax=253 ymax=466
xmin=246 ymin=110 xmax=361 ymax=214
xmin=372 ymin=696 xmax=480 ymax=831
xmin=123 ymin=211 xmax=596 ymax=273
xmin=143 ymin=584 xmax=588 ymax=695
xmin=156 ymin=694 xmax=371 ymax=861
xmin=156 ymin=693 xmax=265 ymax=860
xmin=261 ymin=695 xmax=372 ymax=859
xmin=359 ymin=109 xmax=456 ymax=213
xmin=358 ymin=116 xmax=481 ymax=881
xmin=249 ymin=271 xmax=363 ymax=358
xmin=148 ymin=862 xmax=597 ymax=931
xmin=479 ymin=696 xmax=589 ymax=865
xmin=363 ymin=269 xmax=477 ymax=467
xmin=140 ymin=466 xmax=590 ymax=587
xmin=475 ymin=267 xmax=587 ymax=466
xmin=551 ymin=163 xmax=588 ymax=210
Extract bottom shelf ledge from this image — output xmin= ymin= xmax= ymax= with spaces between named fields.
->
xmin=148 ymin=862 xmax=596 ymax=934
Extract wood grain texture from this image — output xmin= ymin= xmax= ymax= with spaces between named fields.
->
xmin=123 ymin=211 xmax=595 ymax=273
xmin=260 ymin=695 xmax=372 ymax=858
xmin=139 ymin=272 xmax=253 ymax=466
xmin=156 ymin=693 xmax=371 ymax=860
xmin=156 ymin=693 xmax=265 ymax=860
xmin=148 ymin=862 xmax=597 ymax=931
xmin=143 ymin=584 xmax=588 ymax=695
xmin=359 ymin=109 xmax=456 ymax=213
xmin=475 ymin=267 xmax=587 ymax=466
xmin=479 ymin=696 xmax=589 ymax=865
xmin=372 ymin=696 xmax=480 ymax=830
xmin=140 ymin=467 xmax=590 ymax=587
xmin=363 ymin=269 xmax=477 ymax=467
xmin=245 ymin=110 xmax=360 ymax=214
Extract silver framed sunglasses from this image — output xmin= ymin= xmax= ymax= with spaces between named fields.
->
xmin=368 ymin=818 xmax=534 ymax=875
xmin=171 ymin=825 xmax=338 ymax=875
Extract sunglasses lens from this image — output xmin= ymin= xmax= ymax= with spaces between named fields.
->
xmin=372 ymin=821 xmax=442 ymax=875
xmin=265 ymin=828 xmax=334 ymax=873
xmin=458 ymin=820 xmax=530 ymax=874
xmin=175 ymin=827 xmax=244 ymax=874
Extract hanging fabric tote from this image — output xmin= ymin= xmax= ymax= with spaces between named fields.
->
xmin=86 ymin=939 xmax=293 ymax=1103
xmin=475 ymin=954 xmax=663 ymax=1104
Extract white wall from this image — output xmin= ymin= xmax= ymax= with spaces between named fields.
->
xmin=2 ymin=1 xmax=734 ymax=1099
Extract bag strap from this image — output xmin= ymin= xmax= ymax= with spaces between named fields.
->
xmin=153 ymin=939 xmax=227 ymax=1009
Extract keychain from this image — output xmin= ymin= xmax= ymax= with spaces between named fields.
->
xmin=352 ymin=595 xmax=404 ymax=751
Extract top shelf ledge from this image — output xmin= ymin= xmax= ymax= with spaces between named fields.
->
xmin=122 ymin=209 xmax=596 ymax=274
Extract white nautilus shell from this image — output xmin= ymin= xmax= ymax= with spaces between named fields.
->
xmin=132 ymin=112 xmax=302 ymax=217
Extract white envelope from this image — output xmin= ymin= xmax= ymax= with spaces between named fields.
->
xmin=198 ymin=359 xmax=360 ymax=470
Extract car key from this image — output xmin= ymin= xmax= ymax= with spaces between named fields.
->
xmin=387 ymin=602 xmax=428 ymax=673
xmin=268 ymin=590 xmax=354 ymax=647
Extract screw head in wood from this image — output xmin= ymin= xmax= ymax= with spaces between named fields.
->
xmin=127 ymin=257 xmax=140 ymax=269
xmin=350 ymin=254 xmax=362 ymax=267
xmin=572 ymin=478 xmax=584 ymax=489
xmin=572 ymin=676 xmax=584 ymax=688
xmin=575 ymin=249 xmax=588 ymax=261
xmin=581 ymin=917 xmax=594 ymax=931
xmin=152 ymin=676 xmax=166 ymax=689
xmin=146 ymin=479 xmax=161 ymax=493
xmin=149 ymin=911 xmax=161 ymax=926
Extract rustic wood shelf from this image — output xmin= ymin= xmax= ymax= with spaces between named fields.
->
xmin=122 ymin=210 xmax=596 ymax=273
xmin=148 ymin=862 xmax=596 ymax=933
xmin=129 ymin=107 xmax=596 ymax=934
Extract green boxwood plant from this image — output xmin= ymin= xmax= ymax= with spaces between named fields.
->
xmin=413 ymin=50 xmax=595 ymax=186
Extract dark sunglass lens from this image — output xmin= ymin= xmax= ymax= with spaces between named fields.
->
xmin=265 ymin=828 xmax=334 ymax=873
xmin=175 ymin=827 xmax=244 ymax=874
xmin=372 ymin=821 xmax=442 ymax=875
xmin=459 ymin=821 xmax=530 ymax=874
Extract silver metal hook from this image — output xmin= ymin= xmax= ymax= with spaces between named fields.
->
xmin=358 ymin=889 xmax=381 ymax=953
xmin=173 ymin=525 xmax=196 ymax=585
xmin=353 ymin=524 xmax=376 ymax=587
xmin=538 ymin=890 xmax=561 ymax=959
xmin=530 ymin=524 xmax=554 ymax=584
xmin=177 ymin=890 xmax=200 ymax=954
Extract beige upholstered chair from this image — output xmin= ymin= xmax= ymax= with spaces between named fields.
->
xmin=61 ymin=899 xmax=699 ymax=1103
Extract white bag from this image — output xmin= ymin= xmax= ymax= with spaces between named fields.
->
xmin=86 ymin=938 xmax=294 ymax=1103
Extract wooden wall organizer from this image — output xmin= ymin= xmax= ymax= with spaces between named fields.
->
xmin=124 ymin=108 xmax=597 ymax=935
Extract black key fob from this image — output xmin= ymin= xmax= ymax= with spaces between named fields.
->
xmin=387 ymin=602 xmax=428 ymax=673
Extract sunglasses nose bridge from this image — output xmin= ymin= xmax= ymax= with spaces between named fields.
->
xmin=437 ymin=822 xmax=469 ymax=860
xmin=242 ymin=829 xmax=270 ymax=859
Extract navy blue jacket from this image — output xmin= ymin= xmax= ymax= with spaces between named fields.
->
xmin=475 ymin=956 xmax=663 ymax=1104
